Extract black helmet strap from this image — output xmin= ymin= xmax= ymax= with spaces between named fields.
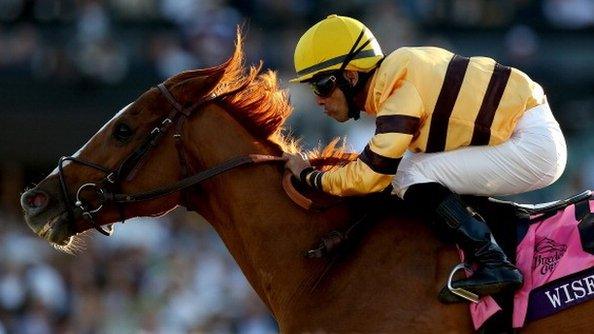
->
xmin=335 ymin=75 xmax=362 ymax=120
xmin=336 ymin=29 xmax=375 ymax=121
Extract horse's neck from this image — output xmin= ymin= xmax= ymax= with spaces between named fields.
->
xmin=185 ymin=106 xmax=335 ymax=313
xmin=201 ymin=168 xmax=338 ymax=311
xmin=184 ymin=105 xmax=469 ymax=331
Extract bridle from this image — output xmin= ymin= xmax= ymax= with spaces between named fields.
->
xmin=57 ymin=83 xmax=284 ymax=236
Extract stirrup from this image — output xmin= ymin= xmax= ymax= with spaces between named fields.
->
xmin=447 ymin=263 xmax=480 ymax=303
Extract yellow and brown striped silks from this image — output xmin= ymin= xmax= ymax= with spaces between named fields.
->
xmin=426 ymin=55 xmax=470 ymax=153
xmin=375 ymin=115 xmax=420 ymax=135
xmin=308 ymin=47 xmax=544 ymax=196
xmin=357 ymin=114 xmax=420 ymax=174
xmin=470 ymin=63 xmax=512 ymax=146
xmin=426 ymin=55 xmax=513 ymax=152
xmin=359 ymin=145 xmax=402 ymax=175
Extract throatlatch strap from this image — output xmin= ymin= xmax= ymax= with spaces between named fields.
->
xmin=173 ymin=114 xmax=195 ymax=209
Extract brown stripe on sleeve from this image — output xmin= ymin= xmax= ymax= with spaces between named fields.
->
xmin=359 ymin=145 xmax=401 ymax=175
xmin=375 ymin=115 xmax=420 ymax=135
xmin=426 ymin=55 xmax=470 ymax=153
xmin=470 ymin=63 xmax=512 ymax=146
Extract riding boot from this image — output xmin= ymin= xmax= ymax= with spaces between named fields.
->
xmin=435 ymin=193 xmax=523 ymax=296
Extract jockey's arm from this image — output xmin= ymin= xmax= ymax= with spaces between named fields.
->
xmin=304 ymin=81 xmax=423 ymax=196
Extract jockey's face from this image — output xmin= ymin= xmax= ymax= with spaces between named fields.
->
xmin=315 ymin=85 xmax=349 ymax=122
xmin=311 ymin=71 xmax=358 ymax=123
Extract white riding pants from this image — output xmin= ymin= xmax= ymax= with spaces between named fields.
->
xmin=393 ymin=102 xmax=567 ymax=199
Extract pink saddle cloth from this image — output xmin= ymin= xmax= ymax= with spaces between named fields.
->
xmin=470 ymin=199 xmax=594 ymax=330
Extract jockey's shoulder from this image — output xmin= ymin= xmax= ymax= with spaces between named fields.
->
xmin=383 ymin=46 xmax=455 ymax=67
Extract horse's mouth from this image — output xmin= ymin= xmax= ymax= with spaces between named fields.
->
xmin=36 ymin=211 xmax=75 ymax=246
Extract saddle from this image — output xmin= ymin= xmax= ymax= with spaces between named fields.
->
xmin=282 ymin=177 xmax=594 ymax=332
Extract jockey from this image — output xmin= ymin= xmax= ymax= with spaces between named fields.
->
xmin=284 ymin=14 xmax=567 ymax=298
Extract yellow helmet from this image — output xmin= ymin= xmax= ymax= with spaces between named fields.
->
xmin=291 ymin=14 xmax=383 ymax=83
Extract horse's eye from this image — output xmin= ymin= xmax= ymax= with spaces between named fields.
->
xmin=113 ymin=123 xmax=133 ymax=142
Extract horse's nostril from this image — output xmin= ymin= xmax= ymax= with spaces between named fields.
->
xmin=23 ymin=191 xmax=48 ymax=210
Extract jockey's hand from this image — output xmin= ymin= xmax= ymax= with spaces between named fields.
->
xmin=282 ymin=152 xmax=312 ymax=179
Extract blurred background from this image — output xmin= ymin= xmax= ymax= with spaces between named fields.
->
xmin=0 ymin=0 xmax=593 ymax=333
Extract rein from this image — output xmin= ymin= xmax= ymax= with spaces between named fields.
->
xmin=56 ymin=81 xmax=284 ymax=236
xmin=105 ymin=154 xmax=285 ymax=203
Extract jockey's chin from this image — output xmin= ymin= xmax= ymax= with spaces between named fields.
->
xmin=325 ymin=108 xmax=350 ymax=122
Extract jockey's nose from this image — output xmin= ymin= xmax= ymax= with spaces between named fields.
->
xmin=21 ymin=189 xmax=50 ymax=216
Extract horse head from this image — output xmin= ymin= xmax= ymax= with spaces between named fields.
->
xmin=20 ymin=36 xmax=253 ymax=251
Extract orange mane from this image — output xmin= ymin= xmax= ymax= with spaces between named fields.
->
xmin=214 ymin=34 xmax=292 ymax=142
xmin=176 ymin=30 xmax=358 ymax=166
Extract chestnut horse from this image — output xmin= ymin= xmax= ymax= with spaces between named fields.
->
xmin=20 ymin=35 xmax=593 ymax=332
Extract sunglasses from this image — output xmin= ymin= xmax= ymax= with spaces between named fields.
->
xmin=310 ymin=75 xmax=337 ymax=98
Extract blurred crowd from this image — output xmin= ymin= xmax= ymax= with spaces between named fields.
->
xmin=2 ymin=0 xmax=594 ymax=83
xmin=0 ymin=209 xmax=277 ymax=334
xmin=1 ymin=0 xmax=594 ymax=333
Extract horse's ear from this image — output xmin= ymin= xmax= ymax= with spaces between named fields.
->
xmin=184 ymin=71 xmax=225 ymax=99
xmin=166 ymin=69 xmax=226 ymax=103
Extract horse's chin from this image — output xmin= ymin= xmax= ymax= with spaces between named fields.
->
xmin=35 ymin=211 xmax=77 ymax=248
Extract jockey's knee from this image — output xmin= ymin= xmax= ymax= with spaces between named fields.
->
xmin=391 ymin=164 xmax=435 ymax=200
xmin=519 ymin=132 xmax=567 ymax=191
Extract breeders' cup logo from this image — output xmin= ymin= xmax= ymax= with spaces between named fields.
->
xmin=533 ymin=237 xmax=567 ymax=275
